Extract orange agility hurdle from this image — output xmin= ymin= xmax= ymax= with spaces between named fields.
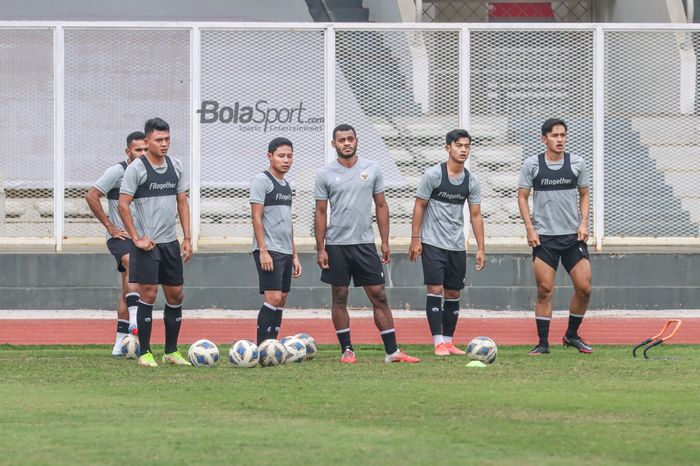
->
xmin=632 ymin=319 xmax=682 ymax=359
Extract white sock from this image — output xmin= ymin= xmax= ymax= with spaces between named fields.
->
xmin=128 ymin=307 xmax=137 ymax=326
xmin=433 ymin=335 xmax=444 ymax=345
xmin=113 ymin=332 xmax=127 ymax=353
xmin=443 ymin=336 xmax=453 ymax=344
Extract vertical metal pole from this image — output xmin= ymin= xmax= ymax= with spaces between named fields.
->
xmin=53 ymin=26 xmax=65 ymax=252
xmin=324 ymin=25 xmax=336 ymax=164
xmin=460 ymin=26 xmax=473 ymax=246
xmin=593 ymin=26 xmax=605 ymax=251
xmin=416 ymin=0 xmax=423 ymax=22
xmin=190 ymin=26 xmax=202 ymax=251
xmin=688 ymin=0 xmax=695 ymax=23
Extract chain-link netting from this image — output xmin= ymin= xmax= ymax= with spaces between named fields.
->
xmin=63 ymin=28 xmax=190 ymax=239
xmin=0 ymin=29 xmax=54 ymax=238
xmin=199 ymin=29 xmax=325 ymax=242
xmin=470 ymin=29 xmax=594 ymax=238
xmin=604 ymin=30 xmax=700 ymax=237
xmin=421 ymin=1 xmax=591 ymax=22
xmin=335 ymin=30 xmax=459 ymax=239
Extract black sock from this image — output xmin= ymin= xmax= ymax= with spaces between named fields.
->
xmin=442 ymin=298 xmax=460 ymax=338
xmin=116 ymin=319 xmax=129 ymax=334
xmin=256 ymin=303 xmax=277 ymax=345
xmin=163 ymin=303 xmax=183 ymax=354
xmin=336 ymin=328 xmax=353 ymax=353
xmin=425 ymin=294 xmax=443 ymax=337
xmin=272 ymin=307 xmax=284 ymax=340
xmin=137 ymin=300 xmax=154 ymax=354
xmin=536 ymin=317 xmax=551 ymax=347
xmin=380 ymin=328 xmax=398 ymax=355
xmin=566 ymin=313 xmax=584 ymax=338
xmin=125 ymin=293 xmax=140 ymax=309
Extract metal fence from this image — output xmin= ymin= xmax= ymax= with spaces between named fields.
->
xmin=1 ymin=22 xmax=700 ymax=251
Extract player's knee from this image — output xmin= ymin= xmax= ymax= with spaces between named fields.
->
xmin=426 ymin=285 xmax=443 ymax=296
xmin=139 ymin=287 xmax=157 ymax=303
xmin=121 ymin=254 xmax=130 ymax=268
xmin=332 ymin=289 xmax=348 ymax=306
xmin=444 ymin=289 xmax=460 ymax=300
xmin=576 ymin=283 xmax=592 ymax=299
xmin=536 ymin=284 xmax=554 ymax=302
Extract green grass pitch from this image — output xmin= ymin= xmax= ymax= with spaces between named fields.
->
xmin=1 ymin=344 xmax=698 ymax=465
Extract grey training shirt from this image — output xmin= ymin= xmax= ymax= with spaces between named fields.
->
xmin=314 ymin=156 xmax=384 ymax=245
xmin=518 ymin=153 xmax=589 ymax=235
xmin=93 ymin=161 xmax=143 ymax=240
xmin=416 ymin=164 xmax=481 ymax=251
xmin=249 ymin=172 xmax=293 ymax=255
xmin=120 ymin=156 xmax=188 ymax=244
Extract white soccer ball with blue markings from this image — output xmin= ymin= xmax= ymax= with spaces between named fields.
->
xmin=120 ymin=334 xmax=140 ymax=359
xmin=188 ymin=339 xmax=220 ymax=367
xmin=258 ymin=339 xmax=287 ymax=367
xmin=280 ymin=336 xmax=307 ymax=363
xmin=466 ymin=336 xmax=497 ymax=364
xmin=294 ymin=333 xmax=317 ymax=361
xmin=228 ymin=339 xmax=259 ymax=368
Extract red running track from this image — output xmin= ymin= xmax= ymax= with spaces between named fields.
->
xmin=1 ymin=317 xmax=698 ymax=345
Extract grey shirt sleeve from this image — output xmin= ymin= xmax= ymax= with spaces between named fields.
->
xmin=373 ymin=165 xmax=385 ymax=194
xmin=468 ymin=172 xmax=481 ymax=204
xmin=573 ymin=156 xmax=590 ymax=187
xmin=249 ymin=174 xmax=272 ymax=204
xmin=314 ymin=169 xmax=329 ymax=200
xmin=173 ymin=158 xmax=189 ymax=193
xmin=415 ymin=168 xmax=439 ymax=200
xmin=119 ymin=161 xmax=144 ymax=196
xmin=93 ymin=165 xmax=122 ymax=195
xmin=518 ymin=157 xmax=537 ymax=189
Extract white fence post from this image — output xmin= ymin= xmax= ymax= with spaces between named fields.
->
xmin=190 ymin=26 xmax=201 ymax=251
xmin=53 ymin=25 xmax=65 ymax=252
xmin=460 ymin=25 xmax=472 ymax=245
xmin=593 ymin=26 xmax=605 ymax=251
xmin=324 ymin=25 xmax=336 ymax=164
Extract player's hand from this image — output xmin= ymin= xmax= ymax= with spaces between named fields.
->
xmin=292 ymin=255 xmax=302 ymax=278
xmin=526 ymin=227 xmax=540 ymax=248
xmin=260 ymin=249 xmax=273 ymax=272
xmin=317 ymin=249 xmax=329 ymax=269
xmin=135 ymin=237 xmax=155 ymax=251
xmin=475 ymin=249 xmax=486 ymax=271
xmin=181 ymin=238 xmax=193 ymax=263
xmin=107 ymin=224 xmax=130 ymax=240
xmin=380 ymin=242 xmax=391 ymax=264
xmin=577 ymin=223 xmax=589 ymax=242
xmin=408 ymin=238 xmax=422 ymax=262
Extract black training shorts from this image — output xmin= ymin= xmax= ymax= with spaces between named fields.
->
xmin=321 ymin=243 xmax=385 ymax=287
xmin=106 ymin=238 xmax=133 ymax=272
xmin=253 ymin=250 xmax=293 ymax=294
xmin=129 ymin=239 xmax=184 ymax=286
xmin=532 ymin=234 xmax=589 ymax=273
xmin=421 ymin=242 xmax=467 ymax=290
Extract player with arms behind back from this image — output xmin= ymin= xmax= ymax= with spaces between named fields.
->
xmin=250 ymin=137 xmax=302 ymax=344
xmin=517 ymin=118 xmax=593 ymax=355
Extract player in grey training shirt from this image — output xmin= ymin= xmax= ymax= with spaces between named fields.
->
xmin=409 ymin=129 xmax=485 ymax=356
xmin=250 ymin=137 xmax=302 ymax=345
xmin=517 ymin=118 xmax=593 ymax=356
xmin=119 ymin=118 xmax=193 ymax=368
xmin=86 ymin=131 xmax=146 ymax=356
xmin=315 ymin=124 xmax=419 ymax=364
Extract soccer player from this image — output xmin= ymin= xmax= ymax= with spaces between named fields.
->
xmin=517 ymin=118 xmax=593 ymax=355
xmin=408 ymin=129 xmax=485 ymax=356
xmin=250 ymin=137 xmax=302 ymax=344
xmin=85 ymin=131 xmax=146 ymax=356
xmin=118 ymin=118 xmax=193 ymax=367
xmin=315 ymin=123 xmax=419 ymax=364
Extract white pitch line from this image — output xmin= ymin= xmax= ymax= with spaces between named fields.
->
xmin=1 ymin=309 xmax=700 ymax=320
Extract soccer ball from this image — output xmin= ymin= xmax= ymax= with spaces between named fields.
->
xmin=466 ymin=336 xmax=498 ymax=364
xmin=228 ymin=339 xmax=259 ymax=368
xmin=188 ymin=339 xmax=220 ymax=367
xmin=258 ymin=339 xmax=287 ymax=367
xmin=294 ymin=333 xmax=317 ymax=361
xmin=120 ymin=334 xmax=140 ymax=359
xmin=280 ymin=336 xmax=307 ymax=363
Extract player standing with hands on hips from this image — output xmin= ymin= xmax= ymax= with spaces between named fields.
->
xmin=517 ymin=119 xmax=593 ymax=355
xmin=315 ymin=124 xmax=420 ymax=364
xmin=409 ymin=129 xmax=485 ymax=356
xmin=119 ymin=118 xmax=193 ymax=367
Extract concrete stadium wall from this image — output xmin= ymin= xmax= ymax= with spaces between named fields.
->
xmin=1 ymin=251 xmax=698 ymax=311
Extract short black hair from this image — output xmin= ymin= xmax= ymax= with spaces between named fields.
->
xmin=126 ymin=131 xmax=145 ymax=147
xmin=541 ymin=118 xmax=567 ymax=136
xmin=332 ymin=123 xmax=356 ymax=140
xmin=144 ymin=117 xmax=170 ymax=136
xmin=445 ymin=129 xmax=471 ymax=145
xmin=268 ymin=137 xmax=293 ymax=154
